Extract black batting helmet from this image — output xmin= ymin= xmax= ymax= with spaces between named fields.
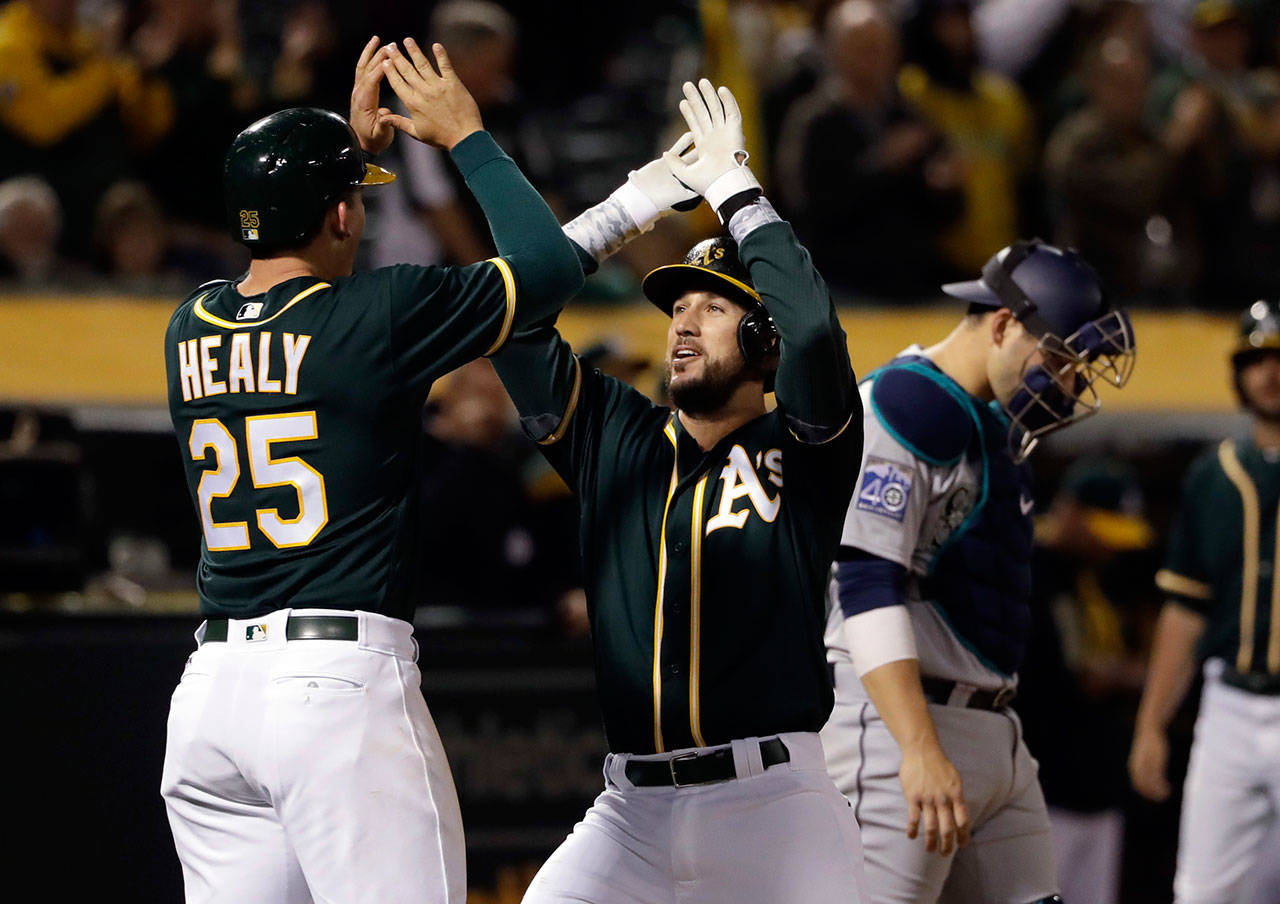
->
xmin=641 ymin=236 xmax=779 ymax=370
xmin=1231 ymin=300 xmax=1280 ymax=409
xmin=223 ymin=107 xmax=395 ymax=247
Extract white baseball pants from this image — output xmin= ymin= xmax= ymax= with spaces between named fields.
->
xmin=161 ymin=609 xmax=465 ymax=904
xmin=1175 ymin=659 xmax=1280 ymax=904
xmin=522 ymin=732 xmax=867 ymax=904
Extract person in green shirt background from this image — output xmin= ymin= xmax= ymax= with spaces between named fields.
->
xmin=1131 ymin=299 xmax=1280 ymax=904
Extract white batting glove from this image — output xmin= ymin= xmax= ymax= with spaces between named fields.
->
xmin=663 ymin=79 xmax=761 ymax=212
xmin=609 ymin=133 xmax=702 ymax=233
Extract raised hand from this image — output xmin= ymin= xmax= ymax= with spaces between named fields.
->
xmin=380 ymin=39 xmax=483 ymax=150
xmin=662 ymin=79 xmax=759 ymax=209
xmin=350 ymin=36 xmax=394 ymax=154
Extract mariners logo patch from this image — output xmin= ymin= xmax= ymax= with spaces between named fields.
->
xmin=856 ymin=457 xmax=914 ymax=522
xmin=245 ymin=624 xmax=269 ymax=642
xmin=237 ymin=302 xmax=263 ymax=321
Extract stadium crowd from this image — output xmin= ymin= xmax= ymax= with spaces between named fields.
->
xmin=2 ymin=0 xmax=1280 ymax=310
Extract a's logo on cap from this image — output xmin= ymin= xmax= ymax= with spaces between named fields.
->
xmin=701 ymin=246 xmax=725 ymax=267
xmin=237 ymin=302 xmax=263 ymax=321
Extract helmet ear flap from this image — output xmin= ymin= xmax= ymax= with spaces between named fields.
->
xmin=737 ymin=306 xmax=779 ymax=365
xmin=737 ymin=305 xmax=780 ymax=392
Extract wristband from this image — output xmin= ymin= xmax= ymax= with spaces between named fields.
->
xmin=716 ymin=188 xmax=764 ymax=227
xmin=610 ymin=180 xmax=661 ymax=233
xmin=704 ymin=165 xmax=762 ymax=213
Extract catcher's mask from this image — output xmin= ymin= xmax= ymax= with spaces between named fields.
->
xmin=943 ymin=239 xmax=1135 ymax=461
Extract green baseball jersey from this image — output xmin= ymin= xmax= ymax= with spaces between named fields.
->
xmin=492 ymin=219 xmax=862 ymax=754
xmin=165 ymin=131 xmax=583 ymax=621
xmin=1158 ymin=438 xmax=1280 ymax=673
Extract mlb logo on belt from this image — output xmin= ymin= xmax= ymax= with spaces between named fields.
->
xmin=245 ymin=624 xmax=268 ymax=642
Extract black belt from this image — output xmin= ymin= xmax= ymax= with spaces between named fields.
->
xmin=1222 ymin=667 xmax=1280 ymax=696
xmin=625 ymin=737 xmax=790 ymax=788
xmin=921 ymin=676 xmax=1016 ymax=711
xmin=203 ymin=615 xmax=359 ymax=643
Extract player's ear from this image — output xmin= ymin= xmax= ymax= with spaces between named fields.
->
xmin=332 ymin=201 xmax=353 ymax=240
xmin=989 ymin=308 xmax=1014 ymax=347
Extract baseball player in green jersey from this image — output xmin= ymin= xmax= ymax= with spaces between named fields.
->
xmin=160 ymin=38 xmax=585 ymax=904
xmin=488 ymin=79 xmax=868 ymax=903
xmin=1130 ymin=299 xmax=1280 ymax=903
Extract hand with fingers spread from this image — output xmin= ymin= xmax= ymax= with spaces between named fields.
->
xmin=350 ymin=36 xmax=395 ymax=154
xmin=663 ymin=79 xmax=761 ymax=220
xmin=380 ymin=39 xmax=483 ymax=150
xmin=900 ymin=742 xmax=971 ymax=857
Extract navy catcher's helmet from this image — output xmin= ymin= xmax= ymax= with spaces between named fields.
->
xmin=642 ymin=236 xmax=780 ymax=372
xmin=224 ymin=107 xmax=396 ymax=248
xmin=944 ymin=239 xmax=1136 ymax=459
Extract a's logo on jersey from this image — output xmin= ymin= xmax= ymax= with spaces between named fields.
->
xmin=236 ymin=302 xmax=263 ymax=321
xmin=245 ymin=624 xmax=268 ymax=642
xmin=706 ymin=445 xmax=783 ymax=534
xmin=856 ymin=457 xmax=913 ymax=522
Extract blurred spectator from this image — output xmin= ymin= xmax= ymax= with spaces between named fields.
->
xmin=1019 ymin=458 xmax=1159 ymax=904
xmin=268 ymin=1 xmax=340 ymax=106
xmin=369 ymin=0 xmax=539 ymax=268
xmin=775 ymin=0 xmax=963 ymax=299
xmin=0 ymin=0 xmax=173 ymax=258
xmin=1149 ymin=0 xmax=1280 ymax=307
xmin=1045 ymin=36 xmax=1196 ymax=303
xmin=899 ymin=0 xmax=1035 ymax=273
xmin=0 ymin=175 xmax=63 ymax=285
xmin=92 ymin=181 xmax=223 ymax=290
xmin=131 ymin=0 xmax=259 ymax=233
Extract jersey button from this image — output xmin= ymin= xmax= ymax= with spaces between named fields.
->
xmin=666 ymin=663 xmax=681 ymax=677
xmin=672 ymin=540 xmax=688 ymax=556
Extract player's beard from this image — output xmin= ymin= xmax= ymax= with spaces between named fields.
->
xmin=667 ymin=355 xmax=749 ymax=416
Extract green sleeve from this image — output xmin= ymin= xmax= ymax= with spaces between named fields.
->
xmin=489 ymin=322 xmax=660 ymax=488
xmin=1157 ymin=454 xmax=1216 ymax=614
xmin=381 ymin=262 xmax=518 ymax=391
xmin=449 ymin=131 xmax=583 ymax=329
xmin=737 ymin=220 xmax=859 ymax=441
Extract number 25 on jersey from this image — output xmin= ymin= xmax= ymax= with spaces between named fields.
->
xmin=187 ymin=412 xmax=328 ymax=551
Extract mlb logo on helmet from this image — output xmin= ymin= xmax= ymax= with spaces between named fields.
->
xmin=245 ymin=624 xmax=268 ymax=642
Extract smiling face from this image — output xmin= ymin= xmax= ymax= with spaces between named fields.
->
xmin=666 ymin=290 xmax=756 ymax=415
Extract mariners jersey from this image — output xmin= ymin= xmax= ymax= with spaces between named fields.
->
xmin=165 ymin=131 xmax=582 ymax=621
xmin=1158 ymin=439 xmax=1280 ymax=674
xmin=492 ymin=220 xmax=861 ymax=754
xmin=824 ymin=350 xmax=1034 ymax=690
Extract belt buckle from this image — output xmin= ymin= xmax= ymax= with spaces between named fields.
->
xmin=668 ymin=752 xmax=700 ymax=788
xmin=992 ymin=687 xmax=1016 ymax=709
